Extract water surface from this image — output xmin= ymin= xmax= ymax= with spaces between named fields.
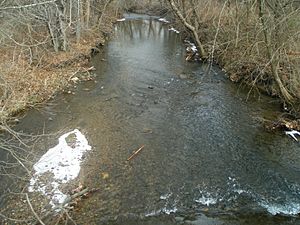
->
xmin=14 ymin=14 xmax=300 ymax=224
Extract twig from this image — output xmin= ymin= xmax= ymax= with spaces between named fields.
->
xmin=66 ymin=188 xmax=89 ymax=202
xmin=127 ymin=145 xmax=145 ymax=161
xmin=0 ymin=0 xmax=57 ymax=10
xmin=210 ymin=0 xmax=228 ymax=62
xmin=39 ymin=188 xmax=90 ymax=224
xmin=83 ymin=66 xmax=96 ymax=72
xmin=26 ymin=193 xmax=46 ymax=225
xmin=64 ymin=210 xmax=77 ymax=225
xmin=0 ymin=212 xmax=30 ymax=223
xmin=0 ymin=145 xmax=31 ymax=175
xmin=68 ymin=68 xmax=81 ymax=81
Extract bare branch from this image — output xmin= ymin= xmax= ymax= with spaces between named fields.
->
xmin=26 ymin=193 xmax=46 ymax=225
xmin=0 ymin=0 xmax=57 ymax=10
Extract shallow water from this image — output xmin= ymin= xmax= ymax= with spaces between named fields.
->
xmin=11 ymin=14 xmax=300 ymax=224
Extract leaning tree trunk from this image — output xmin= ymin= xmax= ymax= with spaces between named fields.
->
xmin=258 ymin=0 xmax=293 ymax=103
xmin=47 ymin=21 xmax=59 ymax=52
xmin=167 ymin=0 xmax=207 ymax=59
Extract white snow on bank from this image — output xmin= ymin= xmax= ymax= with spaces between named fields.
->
xmin=285 ymin=130 xmax=300 ymax=141
xmin=186 ymin=45 xmax=197 ymax=53
xmin=184 ymin=40 xmax=198 ymax=53
xmin=117 ymin=18 xmax=126 ymax=22
xmin=28 ymin=129 xmax=92 ymax=207
xmin=168 ymin=27 xmax=180 ymax=34
xmin=158 ymin=18 xmax=170 ymax=23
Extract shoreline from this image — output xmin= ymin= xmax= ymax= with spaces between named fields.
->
xmin=129 ymin=7 xmax=300 ymax=130
xmin=0 ymin=18 xmax=117 ymax=128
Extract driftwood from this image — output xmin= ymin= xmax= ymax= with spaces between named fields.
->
xmin=261 ymin=116 xmax=300 ymax=132
xmin=127 ymin=145 xmax=145 ymax=161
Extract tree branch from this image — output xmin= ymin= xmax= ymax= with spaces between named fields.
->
xmin=0 ymin=0 xmax=57 ymax=10
xmin=167 ymin=0 xmax=207 ymax=59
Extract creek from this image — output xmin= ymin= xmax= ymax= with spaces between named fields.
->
xmin=9 ymin=14 xmax=300 ymax=224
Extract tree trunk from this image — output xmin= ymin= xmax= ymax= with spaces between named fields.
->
xmin=258 ymin=0 xmax=293 ymax=102
xmin=76 ymin=0 xmax=81 ymax=43
xmin=167 ymin=0 xmax=207 ymax=59
xmin=69 ymin=0 xmax=73 ymax=26
xmin=85 ymin=0 xmax=90 ymax=28
xmin=97 ymin=0 xmax=113 ymax=29
xmin=57 ymin=0 xmax=67 ymax=51
xmin=47 ymin=20 xmax=59 ymax=52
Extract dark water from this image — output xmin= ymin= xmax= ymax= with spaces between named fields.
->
xmin=12 ymin=14 xmax=300 ymax=224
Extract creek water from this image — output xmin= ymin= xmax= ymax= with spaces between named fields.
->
xmin=11 ymin=14 xmax=300 ymax=224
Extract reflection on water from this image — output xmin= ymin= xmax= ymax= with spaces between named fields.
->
xmin=13 ymin=14 xmax=300 ymax=224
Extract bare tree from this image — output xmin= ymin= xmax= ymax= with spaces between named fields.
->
xmin=164 ymin=0 xmax=299 ymax=102
xmin=167 ymin=0 xmax=208 ymax=59
xmin=258 ymin=0 xmax=294 ymax=102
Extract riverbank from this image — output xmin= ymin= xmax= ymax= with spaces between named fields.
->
xmin=0 ymin=10 xmax=118 ymax=128
xmin=141 ymin=1 xmax=300 ymax=130
xmin=142 ymin=1 xmax=299 ymax=113
xmin=1 ymin=14 xmax=300 ymax=225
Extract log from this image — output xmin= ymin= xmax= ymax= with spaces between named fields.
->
xmin=127 ymin=145 xmax=145 ymax=161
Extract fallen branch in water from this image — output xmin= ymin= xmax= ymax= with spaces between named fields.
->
xmin=127 ymin=145 xmax=145 ymax=161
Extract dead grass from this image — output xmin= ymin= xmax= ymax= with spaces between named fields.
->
xmin=0 ymin=15 xmax=116 ymax=125
xmin=190 ymin=1 xmax=300 ymax=101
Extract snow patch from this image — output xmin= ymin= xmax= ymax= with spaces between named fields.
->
xmin=168 ymin=27 xmax=180 ymax=34
xmin=285 ymin=130 xmax=300 ymax=141
xmin=184 ymin=40 xmax=198 ymax=53
xmin=158 ymin=18 xmax=170 ymax=23
xmin=117 ymin=18 xmax=126 ymax=22
xmin=187 ymin=45 xmax=197 ymax=53
xmin=28 ymin=129 xmax=92 ymax=207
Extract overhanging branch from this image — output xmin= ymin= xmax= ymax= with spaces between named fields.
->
xmin=0 ymin=0 xmax=57 ymax=10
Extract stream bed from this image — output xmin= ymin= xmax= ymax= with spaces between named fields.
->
xmin=10 ymin=14 xmax=300 ymax=224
